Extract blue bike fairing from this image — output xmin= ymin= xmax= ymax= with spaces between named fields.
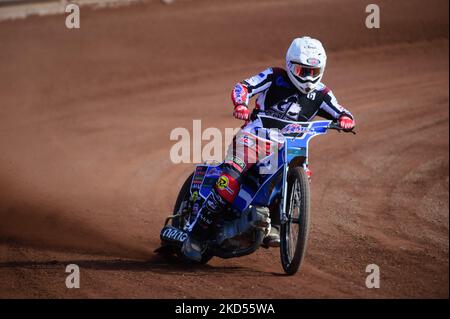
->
xmin=283 ymin=120 xmax=330 ymax=162
xmin=190 ymin=164 xmax=223 ymax=199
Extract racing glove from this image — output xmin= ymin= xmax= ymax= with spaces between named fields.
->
xmin=233 ymin=105 xmax=250 ymax=121
xmin=338 ymin=115 xmax=355 ymax=131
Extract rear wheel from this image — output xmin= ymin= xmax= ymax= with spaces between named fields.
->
xmin=280 ymin=167 xmax=311 ymax=275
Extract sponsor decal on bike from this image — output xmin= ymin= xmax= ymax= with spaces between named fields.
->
xmin=216 ymin=175 xmax=236 ymax=197
xmin=287 ymin=148 xmax=306 ymax=156
xmin=202 ymin=177 xmax=217 ymax=188
xmin=281 ymin=123 xmax=315 ymax=135
xmin=216 ymin=176 xmax=229 ymax=190
xmin=206 ymin=167 xmax=222 ymax=178
xmin=162 ymin=227 xmax=188 ymax=242
xmin=200 ymin=213 xmax=214 ymax=225
xmin=192 ymin=202 xmax=200 ymax=215
xmin=193 ymin=166 xmax=207 ymax=187
xmin=191 ymin=191 xmax=199 ymax=202
xmin=225 ymin=155 xmax=246 ymax=171
xmin=191 ymin=183 xmax=201 ymax=192
xmin=195 ymin=166 xmax=207 ymax=176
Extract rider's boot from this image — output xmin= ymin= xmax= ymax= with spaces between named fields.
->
xmin=263 ymin=225 xmax=281 ymax=247
xmin=262 ymin=202 xmax=281 ymax=248
xmin=181 ymin=188 xmax=227 ymax=262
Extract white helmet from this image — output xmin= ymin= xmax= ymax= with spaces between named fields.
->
xmin=286 ymin=37 xmax=327 ymax=94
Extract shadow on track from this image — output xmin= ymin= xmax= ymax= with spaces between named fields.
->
xmin=0 ymin=254 xmax=280 ymax=277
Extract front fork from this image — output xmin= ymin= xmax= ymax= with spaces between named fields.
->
xmin=279 ymin=152 xmax=310 ymax=224
xmin=280 ymin=144 xmax=290 ymax=225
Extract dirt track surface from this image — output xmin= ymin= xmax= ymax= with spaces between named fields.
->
xmin=0 ymin=0 xmax=448 ymax=298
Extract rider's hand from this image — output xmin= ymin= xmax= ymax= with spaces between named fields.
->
xmin=233 ymin=105 xmax=250 ymax=121
xmin=338 ymin=115 xmax=355 ymax=131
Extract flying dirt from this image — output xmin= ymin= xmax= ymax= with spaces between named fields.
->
xmin=0 ymin=0 xmax=448 ymax=298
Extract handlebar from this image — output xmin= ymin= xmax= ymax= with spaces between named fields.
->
xmin=328 ymin=122 xmax=357 ymax=135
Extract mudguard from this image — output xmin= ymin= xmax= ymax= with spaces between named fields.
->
xmin=160 ymin=225 xmax=188 ymax=247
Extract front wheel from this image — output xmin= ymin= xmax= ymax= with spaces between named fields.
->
xmin=172 ymin=173 xmax=194 ymax=230
xmin=280 ymin=167 xmax=311 ymax=275
xmin=171 ymin=173 xmax=214 ymax=264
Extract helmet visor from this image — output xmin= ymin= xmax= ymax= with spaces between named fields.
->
xmin=291 ymin=63 xmax=322 ymax=78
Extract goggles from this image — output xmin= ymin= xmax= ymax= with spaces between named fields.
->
xmin=290 ymin=63 xmax=322 ymax=78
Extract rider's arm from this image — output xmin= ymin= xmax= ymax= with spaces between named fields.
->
xmin=231 ymin=68 xmax=274 ymax=108
xmin=317 ymin=88 xmax=355 ymax=121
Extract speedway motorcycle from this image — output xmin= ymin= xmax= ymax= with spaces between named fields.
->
xmin=156 ymin=115 xmax=355 ymax=275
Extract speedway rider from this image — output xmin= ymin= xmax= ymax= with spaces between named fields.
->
xmin=182 ymin=36 xmax=355 ymax=261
